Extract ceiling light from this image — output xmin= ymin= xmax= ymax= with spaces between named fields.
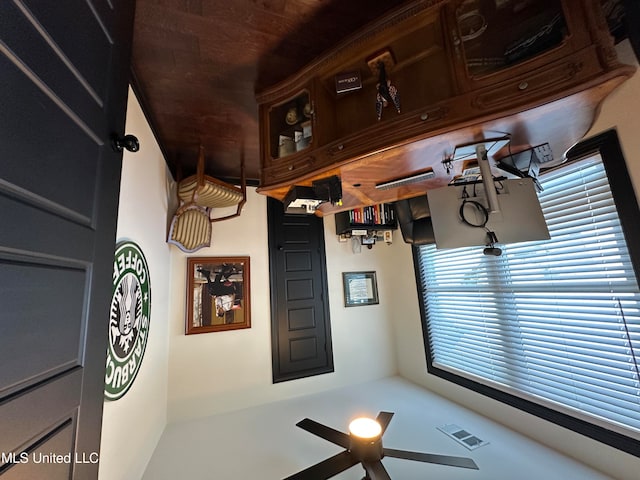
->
xmin=349 ymin=417 xmax=382 ymax=439
xmin=348 ymin=417 xmax=383 ymax=462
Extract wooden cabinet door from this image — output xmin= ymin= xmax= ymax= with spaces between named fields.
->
xmin=446 ymin=0 xmax=593 ymax=91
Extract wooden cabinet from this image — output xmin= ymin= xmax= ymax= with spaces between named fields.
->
xmin=265 ymin=90 xmax=313 ymax=160
xmin=446 ymin=0 xmax=591 ymax=89
xmin=256 ymin=0 xmax=635 ymax=215
xmin=257 ymin=1 xmax=455 ymax=187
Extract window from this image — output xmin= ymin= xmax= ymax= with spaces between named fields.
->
xmin=415 ymin=130 xmax=640 ymax=454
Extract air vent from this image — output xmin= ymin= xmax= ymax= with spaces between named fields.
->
xmin=437 ymin=424 xmax=489 ymax=450
xmin=375 ymin=169 xmax=435 ymax=190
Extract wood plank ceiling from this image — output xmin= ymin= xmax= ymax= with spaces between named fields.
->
xmin=131 ymin=0 xmax=412 ymax=182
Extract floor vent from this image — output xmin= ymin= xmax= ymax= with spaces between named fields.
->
xmin=375 ymin=169 xmax=435 ymax=190
xmin=437 ymin=423 xmax=489 ymax=450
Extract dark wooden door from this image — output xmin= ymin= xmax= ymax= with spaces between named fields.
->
xmin=0 ymin=1 xmax=134 ymax=478
xmin=267 ymin=198 xmax=334 ymax=383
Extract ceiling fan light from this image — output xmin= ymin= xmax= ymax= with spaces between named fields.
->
xmin=349 ymin=417 xmax=384 ymax=462
xmin=348 ymin=417 xmax=382 ymax=439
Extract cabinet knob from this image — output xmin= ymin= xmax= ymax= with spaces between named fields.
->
xmin=288 ymin=165 xmax=294 ymax=171
xmin=329 ymin=144 xmax=345 ymax=155
xmin=518 ymin=81 xmax=529 ymax=91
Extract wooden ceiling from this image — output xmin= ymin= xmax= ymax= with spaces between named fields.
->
xmin=131 ymin=0 xmax=413 ymax=182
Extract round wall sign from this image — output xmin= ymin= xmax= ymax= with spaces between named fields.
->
xmin=105 ymin=241 xmax=151 ymax=400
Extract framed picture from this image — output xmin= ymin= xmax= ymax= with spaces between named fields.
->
xmin=186 ymin=256 xmax=251 ymax=334
xmin=342 ymin=271 xmax=379 ymax=307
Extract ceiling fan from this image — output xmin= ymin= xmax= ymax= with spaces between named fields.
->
xmin=284 ymin=411 xmax=479 ymax=479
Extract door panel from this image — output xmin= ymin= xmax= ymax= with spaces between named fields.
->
xmin=0 ymin=261 xmax=86 ymax=394
xmin=288 ymin=307 xmax=316 ymax=330
xmin=284 ymin=250 xmax=312 ymax=270
xmin=1 ymin=1 xmax=107 ymax=136
xmin=0 ymin=195 xmax=93 ymax=259
xmin=0 ymin=370 xmax=82 ymax=455
xmin=2 ymin=420 xmax=76 ymax=480
xmin=0 ymin=44 xmax=100 ymax=219
xmin=19 ymin=0 xmax=113 ymax=102
xmin=286 ymin=278 xmax=314 ymax=300
xmin=0 ymin=0 xmax=134 ymax=477
xmin=267 ymin=198 xmax=334 ymax=382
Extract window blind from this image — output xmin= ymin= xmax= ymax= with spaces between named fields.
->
xmin=417 ymin=156 xmax=640 ymax=439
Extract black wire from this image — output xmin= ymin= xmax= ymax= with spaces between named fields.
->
xmin=459 ymin=198 xmax=489 ymax=228
xmin=485 ymin=229 xmax=499 ymax=244
xmin=459 ymin=198 xmax=501 ymax=246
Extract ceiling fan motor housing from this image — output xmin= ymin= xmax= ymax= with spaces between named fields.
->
xmin=349 ymin=434 xmax=384 ymax=462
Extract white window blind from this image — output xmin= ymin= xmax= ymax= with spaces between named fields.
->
xmin=417 ymin=156 xmax=640 ymax=439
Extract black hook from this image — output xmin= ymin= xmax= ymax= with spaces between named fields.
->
xmin=111 ymin=134 xmax=140 ymax=153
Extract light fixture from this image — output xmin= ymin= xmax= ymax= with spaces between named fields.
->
xmin=349 ymin=417 xmax=382 ymax=438
xmin=375 ymin=168 xmax=435 ymax=190
xmin=283 ymin=176 xmax=343 ymax=214
xmin=348 ymin=417 xmax=383 ymax=461
xmin=283 ymin=186 xmax=323 ymax=214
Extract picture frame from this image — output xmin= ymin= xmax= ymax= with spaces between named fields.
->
xmin=186 ymin=256 xmax=251 ymax=334
xmin=342 ymin=271 xmax=379 ymax=307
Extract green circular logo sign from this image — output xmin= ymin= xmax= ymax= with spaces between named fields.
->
xmin=105 ymin=241 xmax=151 ymax=400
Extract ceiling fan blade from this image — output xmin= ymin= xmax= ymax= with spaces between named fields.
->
xmin=375 ymin=411 xmax=394 ymax=435
xmin=384 ymin=448 xmax=479 ymax=470
xmin=362 ymin=460 xmax=392 ymax=480
xmin=283 ymin=450 xmax=357 ymax=480
xmin=296 ymin=418 xmax=351 ymax=449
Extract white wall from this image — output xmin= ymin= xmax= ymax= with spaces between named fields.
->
xmin=393 ymin=41 xmax=640 ymax=480
xmin=99 ymin=88 xmax=172 ymax=480
xmin=166 ymin=195 xmax=406 ymax=423
xmin=589 ymin=41 xmax=640 ymax=197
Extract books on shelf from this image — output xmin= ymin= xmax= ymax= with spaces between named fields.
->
xmin=348 ymin=203 xmax=396 ymax=226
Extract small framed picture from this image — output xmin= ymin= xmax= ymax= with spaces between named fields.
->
xmin=186 ymin=257 xmax=251 ymax=334
xmin=342 ymin=271 xmax=379 ymax=307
